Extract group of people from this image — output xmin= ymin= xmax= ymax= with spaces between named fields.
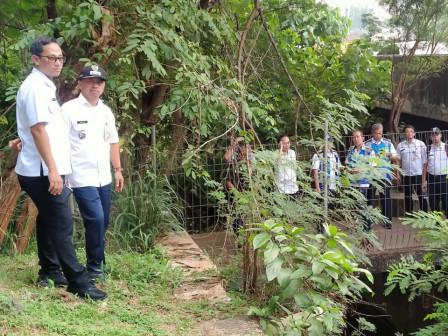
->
xmin=11 ymin=36 xmax=124 ymax=300
xmin=226 ymin=123 xmax=448 ymax=233
xmin=285 ymin=124 xmax=448 ymax=231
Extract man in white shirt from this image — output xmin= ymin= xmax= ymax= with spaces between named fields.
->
xmin=364 ymin=123 xmax=398 ymax=229
xmin=425 ymin=127 xmax=448 ymax=215
xmin=396 ymin=125 xmax=428 ymax=213
xmin=312 ymin=135 xmax=341 ymax=210
xmin=275 ymin=135 xmax=299 ymax=197
xmin=15 ymin=36 xmax=106 ymax=300
xmin=62 ymin=65 xmax=124 ymax=281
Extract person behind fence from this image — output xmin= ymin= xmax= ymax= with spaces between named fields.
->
xmin=364 ymin=123 xmax=398 ymax=229
xmin=396 ymin=125 xmax=428 ymax=214
xmin=14 ymin=36 xmax=107 ymax=300
xmin=224 ymin=136 xmax=252 ymax=233
xmin=62 ymin=65 xmax=124 ymax=282
xmin=311 ymin=135 xmax=341 ymax=210
xmin=275 ymin=135 xmax=299 ymax=198
xmin=346 ymin=130 xmax=376 ymax=232
xmin=425 ymin=127 xmax=448 ymax=216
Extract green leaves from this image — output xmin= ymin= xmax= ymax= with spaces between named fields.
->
xmin=252 ymin=232 xmax=272 ymax=249
xmin=245 ymin=212 xmax=374 ymax=335
xmin=294 ymin=292 xmax=312 ymax=309
xmin=266 ymin=258 xmax=283 ymax=281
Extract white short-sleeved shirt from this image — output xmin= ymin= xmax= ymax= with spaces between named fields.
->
xmin=276 ymin=149 xmax=299 ymax=194
xmin=62 ymin=93 xmax=119 ymax=188
xmin=15 ymin=68 xmax=71 ymax=176
xmin=396 ymin=139 xmax=427 ymax=176
xmin=427 ymin=142 xmax=448 ymax=176
xmin=312 ymin=150 xmax=341 ymax=190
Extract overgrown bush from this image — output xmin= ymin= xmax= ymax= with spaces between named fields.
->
xmin=209 ymin=148 xmax=387 ymax=335
xmin=385 ymin=212 xmax=448 ymax=336
xmin=109 ymin=172 xmax=184 ymax=253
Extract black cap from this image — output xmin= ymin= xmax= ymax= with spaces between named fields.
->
xmin=431 ymin=127 xmax=441 ymax=134
xmin=78 ymin=65 xmax=107 ymax=81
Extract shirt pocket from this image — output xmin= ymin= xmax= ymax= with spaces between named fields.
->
xmin=73 ymin=121 xmax=88 ymax=139
xmin=48 ymin=99 xmax=60 ymax=114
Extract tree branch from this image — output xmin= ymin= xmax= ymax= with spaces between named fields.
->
xmin=257 ymin=1 xmax=314 ymax=118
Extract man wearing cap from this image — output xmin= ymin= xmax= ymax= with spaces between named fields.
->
xmin=365 ymin=123 xmax=398 ymax=229
xmin=62 ymin=64 xmax=124 ymax=281
xmin=425 ymin=127 xmax=448 ymax=215
xmin=14 ymin=36 xmax=107 ymax=300
xmin=396 ymin=125 xmax=428 ymax=214
xmin=311 ymin=135 xmax=341 ymax=208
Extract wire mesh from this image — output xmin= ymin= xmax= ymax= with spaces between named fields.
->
xmin=133 ymin=130 xmax=448 ymax=251
xmin=2 ymin=129 xmax=448 ymax=251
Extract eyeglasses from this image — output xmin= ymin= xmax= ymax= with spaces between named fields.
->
xmin=39 ymin=55 xmax=66 ymax=63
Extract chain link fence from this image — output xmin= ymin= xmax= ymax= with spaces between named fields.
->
xmin=134 ymin=129 xmax=448 ymax=250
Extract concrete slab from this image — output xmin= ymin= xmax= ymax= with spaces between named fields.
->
xmin=200 ymin=316 xmax=264 ymax=336
xmin=160 ymin=231 xmax=229 ymax=301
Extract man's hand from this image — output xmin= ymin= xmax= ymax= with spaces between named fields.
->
xmin=396 ymin=174 xmax=402 ymax=186
xmin=114 ymin=171 xmax=124 ymax=192
xmin=8 ymin=138 xmax=22 ymax=151
xmin=47 ymin=170 xmax=63 ymax=195
xmin=422 ymin=180 xmax=427 ymax=192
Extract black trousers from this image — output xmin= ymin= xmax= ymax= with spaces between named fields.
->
xmin=403 ymin=175 xmax=427 ymax=213
xmin=370 ymin=179 xmax=392 ymax=222
xmin=357 ymin=186 xmax=372 ymax=230
xmin=17 ymin=174 xmax=90 ymax=287
xmin=428 ymin=174 xmax=448 ymax=216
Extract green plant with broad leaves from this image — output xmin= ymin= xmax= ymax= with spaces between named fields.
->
xmin=208 ymin=148 xmax=386 ymax=335
xmin=246 ymin=221 xmax=373 ymax=335
xmin=384 ymin=211 xmax=448 ymax=336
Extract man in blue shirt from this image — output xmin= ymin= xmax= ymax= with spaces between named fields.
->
xmin=346 ymin=130 xmax=377 ymax=231
xmin=364 ymin=123 xmax=398 ymax=229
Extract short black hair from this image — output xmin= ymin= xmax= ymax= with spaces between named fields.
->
xmin=30 ymin=36 xmax=58 ymax=56
xmin=404 ymin=125 xmax=415 ymax=132
xmin=277 ymin=134 xmax=289 ymax=143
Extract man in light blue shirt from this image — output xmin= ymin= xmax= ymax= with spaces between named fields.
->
xmin=364 ymin=123 xmax=398 ymax=229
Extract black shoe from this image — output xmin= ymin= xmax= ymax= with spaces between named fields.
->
xmin=88 ymin=270 xmax=105 ymax=282
xmin=385 ymin=224 xmax=392 ymax=229
xmin=37 ymin=271 xmax=69 ymax=287
xmin=67 ymin=281 xmax=108 ymax=301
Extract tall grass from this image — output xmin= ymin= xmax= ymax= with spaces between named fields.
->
xmin=109 ymin=172 xmax=184 ymax=252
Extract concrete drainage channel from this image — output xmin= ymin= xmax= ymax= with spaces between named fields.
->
xmin=161 ymin=232 xmax=264 ymax=335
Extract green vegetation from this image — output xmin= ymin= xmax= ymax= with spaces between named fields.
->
xmin=208 ymin=149 xmax=388 ymax=335
xmin=385 ymin=212 xmax=448 ymax=336
xmin=110 ymin=173 xmax=184 ymax=252
xmin=0 ymin=248 xmax=247 ymax=336
xmin=363 ymin=0 xmax=448 ymax=132
xmin=2 ymin=0 xmax=443 ymax=334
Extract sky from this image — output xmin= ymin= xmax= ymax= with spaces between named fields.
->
xmin=324 ymin=0 xmax=389 ymax=19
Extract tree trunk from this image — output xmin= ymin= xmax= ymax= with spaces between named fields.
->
xmin=134 ymin=84 xmax=169 ymax=169
xmin=164 ymin=108 xmax=186 ymax=176
xmin=14 ymin=198 xmax=38 ymax=254
xmin=46 ymin=0 xmax=60 ymax=38
xmin=0 ymin=148 xmax=20 ymax=246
